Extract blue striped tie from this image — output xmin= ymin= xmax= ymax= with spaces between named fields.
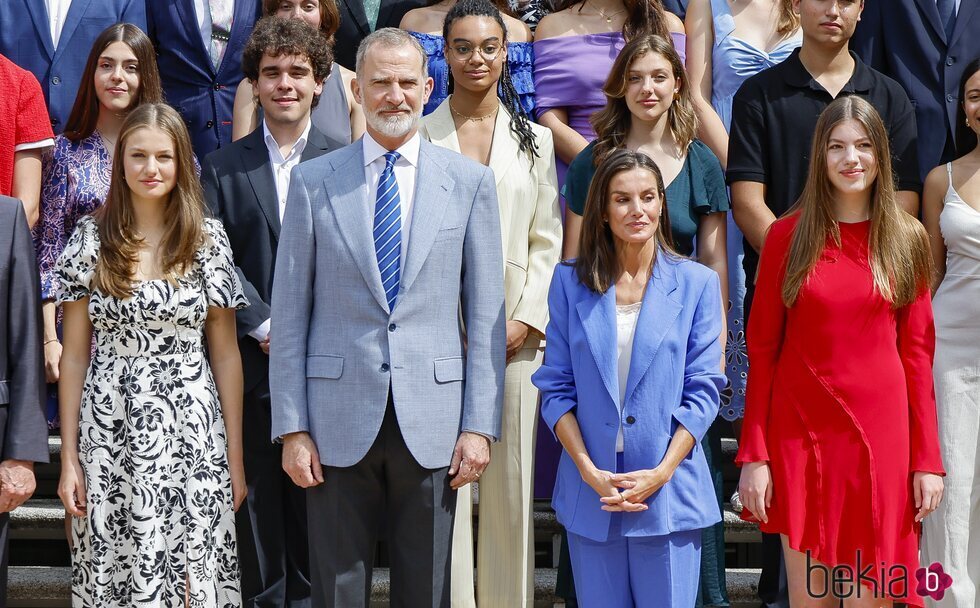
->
xmin=374 ymin=151 xmax=401 ymax=310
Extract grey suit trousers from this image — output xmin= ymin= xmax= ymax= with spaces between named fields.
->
xmin=307 ymin=396 xmax=457 ymax=608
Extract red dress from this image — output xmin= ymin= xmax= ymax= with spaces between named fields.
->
xmin=737 ymin=215 xmax=945 ymax=606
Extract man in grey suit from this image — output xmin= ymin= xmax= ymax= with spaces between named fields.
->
xmin=0 ymin=196 xmax=49 ymax=608
xmin=269 ymin=28 xmax=506 ymax=608
xmin=202 ymin=18 xmax=335 ymax=608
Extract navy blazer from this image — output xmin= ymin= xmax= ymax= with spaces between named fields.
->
xmin=146 ymin=0 xmax=261 ymax=158
xmin=333 ymin=0 xmax=426 ymax=69
xmin=0 ymin=0 xmax=146 ymax=132
xmin=532 ymin=256 xmax=725 ymax=542
xmin=853 ymin=0 xmax=980 ymax=177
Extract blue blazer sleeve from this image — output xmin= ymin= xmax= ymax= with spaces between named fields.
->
xmin=672 ymin=271 xmax=724 ymax=442
xmin=533 ymin=264 xmax=578 ymax=435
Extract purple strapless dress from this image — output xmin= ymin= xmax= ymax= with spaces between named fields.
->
xmin=531 ymin=30 xmax=686 ymax=498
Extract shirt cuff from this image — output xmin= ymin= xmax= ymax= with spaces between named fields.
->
xmin=248 ymin=318 xmax=271 ymax=342
xmin=14 ymin=138 xmax=54 ymax=152
xmin=462 ymin=430 xmax=496 ymax=443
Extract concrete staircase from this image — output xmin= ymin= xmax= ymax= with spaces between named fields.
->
xmin=9 ymin=435 xmax=761 ymax=607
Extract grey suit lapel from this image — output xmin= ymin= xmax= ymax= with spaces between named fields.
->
xmin=576 ymin=287 xmax=620 ymax=409
xmin=400 ymin=142 xmax=456 ymax=294
xmin=325 ymin=141 xmax=392 ymax=312
xmin=302 ymin=126 xmax=333 ymax=161
xmin=241 ymin=129 xmax=282 ymax=238
xmin=622 ymin=257 xmax=682 ymax=407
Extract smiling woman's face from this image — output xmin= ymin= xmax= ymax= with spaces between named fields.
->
xmin=825 ymin=118 xmax=878 ymax=197
xmin=123 ymin=126 xmax=177 ymax=204
xmin=94 ymin=41 xmax=140 ymax=115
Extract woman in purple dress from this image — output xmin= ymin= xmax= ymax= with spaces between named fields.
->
xmin=32 ymin=23 xmax=162 ymax=429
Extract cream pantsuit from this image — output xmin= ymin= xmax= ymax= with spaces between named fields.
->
xmin=419 ymin=102 xmax=562 ymax=607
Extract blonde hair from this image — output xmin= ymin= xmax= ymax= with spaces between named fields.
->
xmin=781 ymin=96 xmax=931 ymax=308
xmin=93 ymin=103 xmax=206 ymax=298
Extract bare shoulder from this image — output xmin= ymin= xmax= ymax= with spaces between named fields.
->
xmin=534 ymin=7 xmax=579 ymax=40
xmin=399 ymin=7 xmax=429 ymax=31
xmin=923 ymin=164 xmax=949 ymax=194
xmin=665 ymin=10 xmax=685 ymax=33
xmin=503 ymin=13 xmax=532 ymax=42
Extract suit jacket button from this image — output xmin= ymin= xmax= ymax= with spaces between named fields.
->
xmin=380 ymin=363 xmax=390 ymax=372
xmin=388 ymin=323 xmax=396 ymax=332
xmin=625 ymin=415 xmax=636 ymax=424
xmin=206 ymin=120 xmax=215 ymax=128
xmin=51 ymin=76 xmax=61 ymax=85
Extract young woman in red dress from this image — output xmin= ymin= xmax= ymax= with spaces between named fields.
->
xmin=736 ymin=95 xmax=946 ymax=607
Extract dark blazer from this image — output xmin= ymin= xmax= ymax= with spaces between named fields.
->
xmin=200 ymin=125 xmax=332 ymax=391
xmin=0 ymin=197 xmax=48 ymax=464
xmin=334 ymin=0 xmax=426 ymax=69
xmin=0 ymin=0 xmax=146 ymax=132
xmin=146 ymin=0 xmax=262 ymax=159
xmin=853 ymin=0 xmax=980 ymax=177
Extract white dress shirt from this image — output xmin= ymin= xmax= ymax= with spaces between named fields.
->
xmin=362 ymin=130 xmax=421 ymax=264
xmin=44 ymin=0 xmax=73 ymax=47
xmin=247 ymin=119 xmax=312 ymax=343
xmin=615 ymin=302 xmax=641 ymax=453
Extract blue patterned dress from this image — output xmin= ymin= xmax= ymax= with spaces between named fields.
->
xmin=410 ymin=32 xmax=536 ymax=117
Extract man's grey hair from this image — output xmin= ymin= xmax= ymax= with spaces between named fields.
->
xmin=355 ymin=28 xmax=428 ymax=79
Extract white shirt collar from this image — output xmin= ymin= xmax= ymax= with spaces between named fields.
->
xmin=262 ymin=119 xmax=312 ymax=164
xmin=362 ymin=130 xmax=421 ymax=168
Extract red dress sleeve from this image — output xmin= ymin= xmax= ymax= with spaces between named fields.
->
xmin=16 ymin=68 xmax=54 ymax=147
xmin=736 ymin=217 xmax=796 ymax=464
xmin=897 ymin=285 xmax=945 ymax=475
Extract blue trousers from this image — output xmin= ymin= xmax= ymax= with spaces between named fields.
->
xmin=566 ymin=454 xmax=702 ymax=607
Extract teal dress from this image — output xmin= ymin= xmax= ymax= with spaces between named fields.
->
xmin=564 ymin=139 xmax=732 ymax=607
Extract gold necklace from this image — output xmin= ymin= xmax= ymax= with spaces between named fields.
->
xmin=588 ymin=0 xmax=626 ymax=23
xmin=448 ymin=100 xmax=499 ymax=122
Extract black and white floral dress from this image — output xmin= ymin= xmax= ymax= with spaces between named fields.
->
xmin=56 ymin=216 xmax=248 ymax=608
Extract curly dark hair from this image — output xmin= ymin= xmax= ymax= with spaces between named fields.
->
xmin=443 ymin=0 xmax=538 ymax=158
xmin=242 ymin=16 xmax=333 ymax=107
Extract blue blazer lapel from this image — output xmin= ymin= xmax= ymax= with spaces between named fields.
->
xmin=176 ymin=0 xmax=214 ymax=75
xmin=400 ymin=141 xmax=455 ymax=294
xmin=325 ymin=141 xmax=391 ymax=312
xmin=950 ymin=0 xmax=978 ymax=47
xmin=25 ymin=0 xmax=54 ymax=59
xmin=218 ymin=0 xmax=256 ymax=74
xmin=52 ymin=0 xmax=92 ymax=61
xmin=913 ymin=0 xmax=948 ymax=44
xmin=623 ymin=255 xmax=682 ymax=407
xmin=576 ymin=286 xmax=620 ymax=409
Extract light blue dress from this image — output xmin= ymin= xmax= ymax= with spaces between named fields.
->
xmin=710 ymin=0 xmax=800 ymax=421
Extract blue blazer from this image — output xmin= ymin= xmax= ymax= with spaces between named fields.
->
xmin=532 ymin=256 xmax=725 ymax=542
xmin=853 ymin=0 xmax=980 ymax=177
xmin=146 ymin=0 xmax=261 ymax=159
xmin=0 ymin=0 xmax=145 ymax=132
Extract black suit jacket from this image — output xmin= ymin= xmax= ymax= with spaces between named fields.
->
xmin=0 ymin=197 xmax=48 ymax=463
xmin=333 ymin=0 xmax=427 ymax=69
xmin=853 ymin=0 xmax=980 ymax=177
xmin=201 ymin=126 xmax=333 ymax=391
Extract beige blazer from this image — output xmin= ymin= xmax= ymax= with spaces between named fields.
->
xmin=419 ymin=102 xmax=562 ymax=338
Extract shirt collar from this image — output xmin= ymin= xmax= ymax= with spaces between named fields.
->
xmin=362 ymin=129 xmax=421 ymax=168
xmin=262 ymin=118 xmax=312 ymax=163
xmin=782 ymin=47 xmax=874 ymax=94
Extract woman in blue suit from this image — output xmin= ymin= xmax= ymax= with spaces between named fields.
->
xmin=532 ymin=149 xmax=725 ymax=607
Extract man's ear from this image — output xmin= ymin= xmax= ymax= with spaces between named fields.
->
xmin=351 ymin=76 xmax=363 ymax=105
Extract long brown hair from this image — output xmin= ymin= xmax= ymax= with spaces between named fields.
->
xmin=263 ymin=0 xmax=342 ymax=39
xmin=777 ymin=0 xmax=800 ymax=37
xmin=591 ymin=34 xmax=698 ymax=166
xmin=64 ymin=23 xmax=163 ymax=142
xmin=554 ymin=0 xmax=672 ymax=41
xmin=93 ymin=104 xmax=206 ymax=299
xmin=781 ymin=96 xmax=931 ymax=308
xmin=575 ymin=149 xmax=679 ymax=293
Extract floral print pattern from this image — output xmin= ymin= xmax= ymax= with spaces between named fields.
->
xmin=55 ymin=216 xmax=248 ymax=608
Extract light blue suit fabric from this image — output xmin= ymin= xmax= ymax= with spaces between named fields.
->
xmin=532 ymin=256 xmax=725 ymax=542
xmin=269 ymin=138 xmax=507 ymax=470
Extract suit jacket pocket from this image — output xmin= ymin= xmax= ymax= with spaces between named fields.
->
xmin=306 ymin=355 xmax=344 ymax=379
xmin=434 ymin=225 xmax=464 ymax=242
xmin=433 ymin=357 xmax=464 ymax=383
xmin=0 ymin=380 xmax=8 ymax=405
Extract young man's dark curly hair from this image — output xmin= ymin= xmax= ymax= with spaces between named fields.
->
xmin=241 ymin=16 xmax=333 ymax=108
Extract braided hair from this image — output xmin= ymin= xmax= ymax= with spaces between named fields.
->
xmin=443 ymin=0 xmax=539 ymax=157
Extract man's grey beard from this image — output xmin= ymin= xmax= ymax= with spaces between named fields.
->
xmin=366 ymin=106 xmax=421 ymax=138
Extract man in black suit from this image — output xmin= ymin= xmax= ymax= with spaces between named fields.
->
xmin=201 ymin=18 xmax=334 ymax=608
xmin=333 ymin=0 xmax=425 ymax=69
xmin=0 ymin=195 xmax=48 ymax=608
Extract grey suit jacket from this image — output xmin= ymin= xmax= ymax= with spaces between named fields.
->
xmin=269 ymin=137 xmax=507 ymax=469
xmin=201 ymin=125 xmax=332 ymax=392
xmin=0 ymin=197 xmax=48 ymax=463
